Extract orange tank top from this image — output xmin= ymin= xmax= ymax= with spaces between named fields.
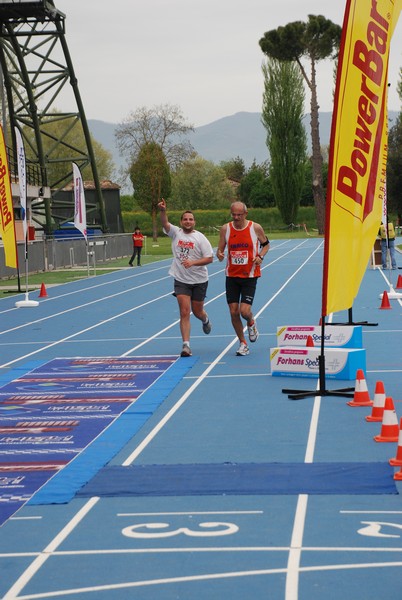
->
xmin=225 ymin=221 xmax=261 ymax=278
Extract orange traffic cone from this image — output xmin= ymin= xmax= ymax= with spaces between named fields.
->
xmin=374 ymin=396 xmax=399 ymax=442
xmin=39 ymin=283 xmax=48 ymax=298
xmin=396 ymin=275 xmax=402 ymax=290
xmin=389 ymin=418 xmax=402 ymax=466
xmin=347 ymin=369 xmax=373 ymax=407
xmin=365 ymin=381 xmax=386 ymax=422
xmin=379 ymin=290 xmax=391 ymax=309
xmin=393 ymin=467 xmax=402 ymax=480
xmin=306 ymin=335 xmax=314 ymax=347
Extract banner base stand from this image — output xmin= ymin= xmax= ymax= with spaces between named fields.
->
xmin=330 ymin=306 xmax=378 ymax=327
xmin=283 ymin=386 xmax=355 ymax=401
xmin=15 ymin=293 xmax=39 ymax=308
xmin=386 ymin=292 xmax=402 ymax=300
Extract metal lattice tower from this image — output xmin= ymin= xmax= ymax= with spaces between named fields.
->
xmin=0 ymin=0 xmax=108 ymax=233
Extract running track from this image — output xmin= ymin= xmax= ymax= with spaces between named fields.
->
xmin=0 ymin=237 xmax=401 ymax=599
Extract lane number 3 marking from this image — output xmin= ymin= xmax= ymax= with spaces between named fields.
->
xmin=122 ymin=521 xmax=239 ymax=539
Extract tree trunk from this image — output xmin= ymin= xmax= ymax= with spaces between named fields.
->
xmin=152 ymin=207 xmax=158 ymax=242
xmin=309 ymin=57 xmax=325 ymax=235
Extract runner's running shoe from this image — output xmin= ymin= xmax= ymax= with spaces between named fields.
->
xmin=236 ymin=342 xmax=250 ymax=356
xmin=202 ymin=317 xmax=212 ymax=334
xmin=180 ymin=344 xmax=192 ymax=357
xmin=247 ymin=321 xmax=259 ymax=342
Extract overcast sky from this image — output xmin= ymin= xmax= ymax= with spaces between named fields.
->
xmin=56 ymin=0 xmax=402 ymax=127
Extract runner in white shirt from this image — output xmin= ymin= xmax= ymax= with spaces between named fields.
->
xmin=158 ymin=198 xmax=213 ymax=357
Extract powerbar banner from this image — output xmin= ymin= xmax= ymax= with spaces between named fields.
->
xmin=322 ymin=0 xmax=401 ymax=316
xmin=0 ymin=124 xmax=17 ymax=269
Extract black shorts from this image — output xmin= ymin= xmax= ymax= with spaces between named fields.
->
xmin=173 ymin=279 xmax=208 ymax=302
xmin=225 ymin=277 xmax=258 ymax=305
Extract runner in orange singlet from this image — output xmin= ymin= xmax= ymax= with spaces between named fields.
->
xmin=217 ymin=201 xmax=269 ymax=356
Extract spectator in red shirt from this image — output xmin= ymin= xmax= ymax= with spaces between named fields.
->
xmin=129 ymin=227 xmax=144 ymax=266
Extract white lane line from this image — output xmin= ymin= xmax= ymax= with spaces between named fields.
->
xmin=122 ymin=241 xmax=323 ymax=465
xmin=12 ymin=561 xmax=402 ymax=599
xmin=2 ymin=239 xmax=322 ymax=599
xmin=0 ymin=291 xmax=173 ymax=369
xmin=285 ymin=304 xmax=330 ymax=600
xmin=0 ymin=263 xmax=173 ymax=315
xmin=0 ymin=275 xmax=171 ymax=336
xmin=117 ymin=510 xmax=264 ymax=516
xmin=2 ymin=497 xmax=99 ymax=600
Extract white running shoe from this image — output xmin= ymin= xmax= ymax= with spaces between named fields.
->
xmin=236 ymin=342 xmax=250 ymax=356
xmin=247 ymin=321 xmax=259 ymax=343
xmin=180 ymin=344 xmax=192 ymax=357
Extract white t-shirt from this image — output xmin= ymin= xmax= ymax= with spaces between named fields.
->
xmin=165 ymin=224 xmax=213 ymax=284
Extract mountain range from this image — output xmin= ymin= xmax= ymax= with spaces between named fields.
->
xmin=88 ymin=110 xmax=399 ymax=184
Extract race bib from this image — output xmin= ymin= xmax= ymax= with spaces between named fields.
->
xmin=230 ymin=250 xmax=248 ymax=265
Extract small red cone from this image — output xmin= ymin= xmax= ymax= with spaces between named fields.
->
xmin=379 ymin=290 xmax=391 ymax=309
xmin=374 ymin=397 xmax=399 ymax=442
xmin=39 ymin=283 xmax=48 ymax=298
xmin=389 ymin=418 xmax=402 ymax=466
xmin=393 ymin=467 xmax=402 ymax=480
xmin=306 ymin=335 xmax=314 ymax=347
xmin=396 ymin=275 xmax=402 ymax=290
xmin=365 ymin=381 xmax=386 ymax=422
xmin=347 ymin=369 xmax=373 ymax=407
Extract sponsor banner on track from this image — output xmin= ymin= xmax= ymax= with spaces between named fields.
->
xmin=270 ymin=347 xmax=366 ymax=379
xmin=276 ymin=325 xmax=363 ymax=348
xmin=31 ymin=356 xmax=177 ymax=374
xmin=0 ymin=356 xmax=178 ymax=526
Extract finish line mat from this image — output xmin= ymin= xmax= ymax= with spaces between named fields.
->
xmin=77 ymin=462 xmax=398 ymax=496
xmin=0 ymin=356 xmax=196 ymax=526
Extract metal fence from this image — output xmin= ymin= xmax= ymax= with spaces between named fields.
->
xmin=0 ymin=234 xmax=135 ymax=279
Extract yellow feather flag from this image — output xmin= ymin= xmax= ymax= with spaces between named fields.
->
xmin=0 ymin=124 xmax=17 ymax=269
xmin=322 ymin=0 xmax=401 ymax=317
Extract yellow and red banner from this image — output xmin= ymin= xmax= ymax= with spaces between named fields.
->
xmin=322 ymin=0 xmax=401 ymax=316
xmin=0 ymin=124 xmax=17 ymax=269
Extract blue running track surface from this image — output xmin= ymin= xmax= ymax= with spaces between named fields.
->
xmin=0 ymin=237 xmax=401 ymax=600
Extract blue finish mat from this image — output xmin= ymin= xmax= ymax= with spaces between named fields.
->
xmin=77 ymin=462 xmax=398 ymax=496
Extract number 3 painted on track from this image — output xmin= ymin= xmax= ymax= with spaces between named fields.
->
xmin=358 ymin=521 xmax=402 ymax=538
xmin=122 ymin=521 xmax=239 ymax=539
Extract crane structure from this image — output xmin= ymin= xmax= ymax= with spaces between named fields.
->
xmin=0 ymin=0 xmax=108 ymax=233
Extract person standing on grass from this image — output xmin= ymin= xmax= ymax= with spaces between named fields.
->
xmin=158 ymin=198 xmax=213 ymax=357
xmin=217 ymin=201 xmax=269 ymax=356
xmin=129 ymin=227 xmax=144 ymax=266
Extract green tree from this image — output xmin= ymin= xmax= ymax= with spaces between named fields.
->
xmin=259 ymin=15 xmax=341 ymax=233
xmin=219 ymin=157 xmax=246 ymax=182
xmin=170 ymin=156 xmax=233 ymax=210
xmin=120 ymin=195 xmax=136 ymax=212
xmin=262 ymin=58 xmax=307 ymax=225
xmin=238 ymin=161 xmax=275 ymax=208
xmin=130 ymin=142 xmax=171 ymax=241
